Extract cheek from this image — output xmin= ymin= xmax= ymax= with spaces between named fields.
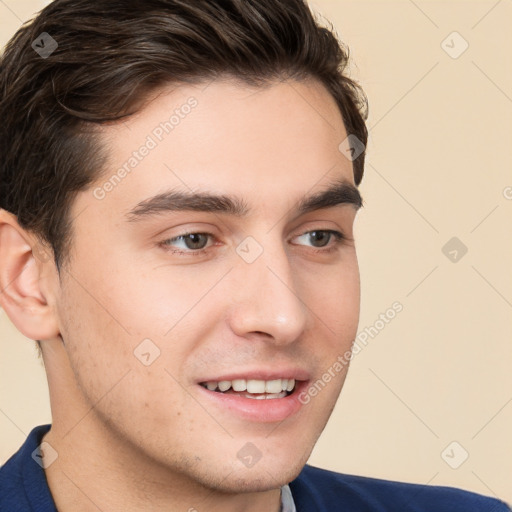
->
xmin=57 ymin=266 xmax=165 ymax=402
xmin=98 ymin=253 xmax=221 ymax=339
xmin=58 ymin=278 xmax=193 ymax=440
xmin=57 ymin=256 xmax=206 ymax=414
xmin=304 ymin=254 xmax=360 ymax=339
xmin=58 ymin=284 xmax=132 ymax=403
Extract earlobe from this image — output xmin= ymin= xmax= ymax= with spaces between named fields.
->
xmin=0 ymin=209 xmax=60 ymax=342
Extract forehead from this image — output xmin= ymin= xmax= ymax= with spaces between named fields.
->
xmin=82 ymin=78 xmax=355 ymax=223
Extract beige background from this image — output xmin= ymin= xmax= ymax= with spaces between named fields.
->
xmin=1 ymin=0 xmax=511 ymax=504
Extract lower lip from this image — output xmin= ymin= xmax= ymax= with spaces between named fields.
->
xmin=196 ymin=380 xmax=309 ymax=423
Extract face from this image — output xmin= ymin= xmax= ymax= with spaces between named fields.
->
xmin=51 ymin=77 xmax=361 ymax=492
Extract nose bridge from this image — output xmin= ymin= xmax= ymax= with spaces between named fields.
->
xmin=228 ymin=234 xmax=308 ymax=343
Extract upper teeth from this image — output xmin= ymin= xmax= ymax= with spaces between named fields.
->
xmin=203 ymin=378 xmax=295 ymax=393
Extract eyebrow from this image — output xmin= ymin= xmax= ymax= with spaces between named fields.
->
xmin=124 ymin=178 xmax=363 ymax=222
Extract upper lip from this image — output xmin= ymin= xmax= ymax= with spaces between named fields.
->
xmin=197 ymin=367 xmax=310 ymax=383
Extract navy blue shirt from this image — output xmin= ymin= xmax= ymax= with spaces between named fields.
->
xmin=1 ymin=424 xmax=510 ymax=511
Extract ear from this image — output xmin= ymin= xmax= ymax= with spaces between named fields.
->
xmin=0 ymin=208 xmax=60 ymax=342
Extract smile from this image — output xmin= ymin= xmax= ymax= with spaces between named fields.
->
xmin=197 ymin=376 xmax=309 ymax=422
xmin=199 ymin=378 xmax=296 ymax=399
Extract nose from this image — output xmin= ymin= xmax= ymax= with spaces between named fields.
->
xmin=227 ymin=238 xmax=308 ymax=346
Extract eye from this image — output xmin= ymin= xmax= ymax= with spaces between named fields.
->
xmin=293 ymin=230 xmax=346 ymax=252
xmin=159 ymin=232 xmax=214 ymax=255
xmin=159 ymin=229 xmax=347 ymax=256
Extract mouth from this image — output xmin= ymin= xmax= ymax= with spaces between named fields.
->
xmin=196 ymin=375 xmax=309 ymax=423
xmin=199 ymin=378 xmax=297 ymax=400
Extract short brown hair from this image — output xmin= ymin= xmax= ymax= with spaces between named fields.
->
xmin=0 ymin=0 xmax=368 ymax=271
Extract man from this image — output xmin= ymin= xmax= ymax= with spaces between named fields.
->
xmin=0 ymin=1 xmax=509 ymax=510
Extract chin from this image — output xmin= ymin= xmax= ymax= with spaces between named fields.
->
xmin=161 ymin=445 xmax=310 ymax=495
xmin=200 ymin=461 xmax=307 ymax=494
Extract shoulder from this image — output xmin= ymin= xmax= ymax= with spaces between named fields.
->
xmin=0 ymin=450 xmax=27 ymax=510
xmin=0 ymin=424 xmax=56 ymax=512
xmin=289 ymin=464 xmax=511 ymax=512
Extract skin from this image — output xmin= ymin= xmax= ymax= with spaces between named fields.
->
xmin=0 ymin=77 xmax=361 ymax=511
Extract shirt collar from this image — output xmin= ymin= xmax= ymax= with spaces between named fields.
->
xmin=280 ymin=484 xmax=297 ymax=512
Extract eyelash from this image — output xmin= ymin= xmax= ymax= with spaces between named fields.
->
xmin=159 ymin=229 xmax=348 ymax=257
